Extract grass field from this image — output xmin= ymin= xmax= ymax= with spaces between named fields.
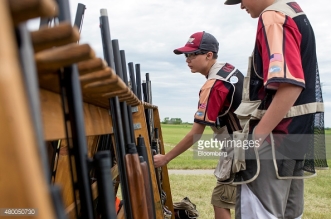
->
xmin=162 ymin=124 xmax=218 ymax=169
xmin=162 ymin=124 xmax=331 ymax=219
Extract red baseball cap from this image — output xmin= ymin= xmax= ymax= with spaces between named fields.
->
xmin=173 ymin=31 xmax=219 ymax=55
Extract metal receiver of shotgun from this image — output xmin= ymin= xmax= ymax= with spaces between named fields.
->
xmin=152 ymin=129 xmax=172 ymax=219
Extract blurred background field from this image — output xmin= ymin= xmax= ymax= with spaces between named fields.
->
xmin=162 ymin=124 xmax=331 ymax=219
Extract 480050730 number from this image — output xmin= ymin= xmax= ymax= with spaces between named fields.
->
xmin=0 ymin=208 xmax=37 ymax=216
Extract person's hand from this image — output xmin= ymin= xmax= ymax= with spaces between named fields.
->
xmin=253 ymin=125 xmax=268 ymax=151
xmin=153 ymin=154 xmax=169 ymax=168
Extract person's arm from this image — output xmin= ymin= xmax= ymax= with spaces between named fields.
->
xmin=153 ymin=122 xmax=205 ymax=168
xmin=255 ymin=12 xmax=305 ymax=142
xmin=254 ymin=83 xmax=302 ymax=142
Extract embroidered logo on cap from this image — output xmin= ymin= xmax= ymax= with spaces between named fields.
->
xmin=187 ymin=38 xmax=195 ymax=44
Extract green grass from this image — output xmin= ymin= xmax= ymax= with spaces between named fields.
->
xmin=163 ymin=124 xmax=331 ymax=219
xmin=169 ymin=174 xmax=220 ymax=219
xmin=161 ymin=124 xmax=219 ymax=169
xmin=169 ymin=163 xmax=331 ymax=219
xmin=324 ymin=129 xmax=331 ymax=160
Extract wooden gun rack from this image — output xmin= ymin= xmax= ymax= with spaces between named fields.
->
xmin=0 ymin=0 xmax=174 ymax=218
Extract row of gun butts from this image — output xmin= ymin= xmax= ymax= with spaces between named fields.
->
xmin=0 ymin=0 xmax=175 ymax=219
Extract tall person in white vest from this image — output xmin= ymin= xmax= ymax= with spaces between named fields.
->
xmin=224 ymin=0 xmax=325 ymax=218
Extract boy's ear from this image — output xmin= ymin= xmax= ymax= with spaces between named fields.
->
xmin=207 ymin=51 xmax=213 ymax=59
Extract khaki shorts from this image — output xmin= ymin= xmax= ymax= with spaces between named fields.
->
xmin=211 ymin=181 xmax=236 ymax=209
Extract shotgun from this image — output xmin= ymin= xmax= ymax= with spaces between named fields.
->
xmin=99 ymin=9 xmax=133 ymax=219
xmin=16 ymin=15 xmax=67 ymax=219
xmin=56 ymin=0 xmax=95 ymax=218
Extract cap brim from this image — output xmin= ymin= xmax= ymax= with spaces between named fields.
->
xmin=173 ymin=46 xmax=200 ymax=55
xmin=224 ymin=0 xmax=241 ymax=5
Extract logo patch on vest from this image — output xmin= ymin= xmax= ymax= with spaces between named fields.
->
xmin=287 ymin=2 xmax=303 ymax=13
xmin=199 ymin=103 xmax=206 ymax=109
xmin=196 ymin=111 xmax=204 ymax=117
xmin=229 ymin=76 xmax=238 ymax=84
xmin=270 ymin=53 xmax=283 ymax=62
xmin=222 ymin=63 xmax=235 ymax=73
xmin=217 ymin=63 xmax=235 ymax=78
xmin=269 ymin=66 xmax=281 ymax=73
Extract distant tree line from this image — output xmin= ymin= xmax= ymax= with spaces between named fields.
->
xmin=162 ymin=117 xmax=182 ymax=124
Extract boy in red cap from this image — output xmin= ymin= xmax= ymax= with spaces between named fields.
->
xmin=224 ymin=0 xmax=325 ymax=218
xmin=154 ymin=31 xmax=244 ymax=219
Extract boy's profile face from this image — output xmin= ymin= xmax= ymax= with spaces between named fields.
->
xmin=185 ymin=51 xmax=213 ymax=75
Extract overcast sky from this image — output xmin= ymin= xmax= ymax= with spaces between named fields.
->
xmin=29 ymin=0 xmax=331 ymax=127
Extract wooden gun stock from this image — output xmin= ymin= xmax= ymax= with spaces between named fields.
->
xmin=125 ymin=143 xmax=149 ymax=219
xmin=139 ymin=156 xmax=154 ymax=219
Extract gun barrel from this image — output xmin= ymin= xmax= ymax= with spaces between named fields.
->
xmin=94 ymin=151 xmax=117 ymax=219
xmin=73 ymin=3 xmax=86 ymax=32
xmin=135 ymin=64 xmax=142 ymax=101
xmin=99 ymin=9 xmax=116 ymax=69
xmin=120 ymin=51 xmax=136 ymax=143
xmin=128 ymin=62 xmax=137 ymax=96
xmin=112 ymin=40 xmax=131 ymax=146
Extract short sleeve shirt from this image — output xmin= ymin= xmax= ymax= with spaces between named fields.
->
xmin=257 ymin=10 xmax=305 ymax=91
